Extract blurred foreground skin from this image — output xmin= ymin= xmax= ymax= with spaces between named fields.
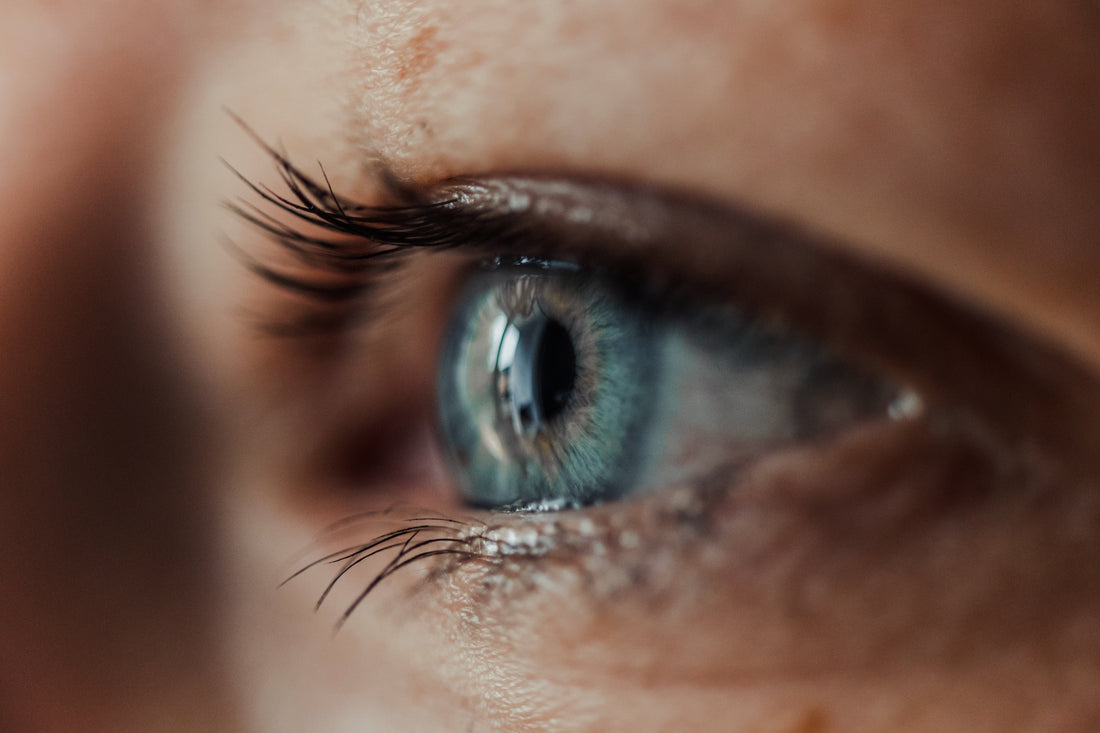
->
xmin=1 ymin=1 xmax=1098 ymax=732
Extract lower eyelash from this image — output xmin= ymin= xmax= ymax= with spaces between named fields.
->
xmin=284 ymin=514 xmax=486 ymax=629
xmin=287 ymin=469 xmax=733 ymax=629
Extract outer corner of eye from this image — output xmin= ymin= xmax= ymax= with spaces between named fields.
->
xmin=433 ymin=257 xmax=922 ymax=514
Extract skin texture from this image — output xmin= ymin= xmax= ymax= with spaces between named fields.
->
xmin=1 ymin=1 xmax=1098 ymax=731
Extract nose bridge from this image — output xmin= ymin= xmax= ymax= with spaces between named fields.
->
xmin=0 ymin=10 xmax=236 ymax=733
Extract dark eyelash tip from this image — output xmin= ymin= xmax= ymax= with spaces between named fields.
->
xmin=222 ymin=114 xmax=486 ymax=338
xmin=281 ymin=502 xmax=606 ymax=631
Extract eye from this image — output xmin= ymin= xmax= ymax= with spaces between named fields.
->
xmin=229 ymin=131 xmax=1100 ymax=645
xmin=436 ymin=257 xmax=919 ymax=512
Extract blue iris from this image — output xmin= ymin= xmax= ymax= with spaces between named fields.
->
xmin=436 ymin=260 xmax=910 ymax=512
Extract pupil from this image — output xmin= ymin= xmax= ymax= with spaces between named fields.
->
xmin=536 ymin=319 xmax=576 ymax=421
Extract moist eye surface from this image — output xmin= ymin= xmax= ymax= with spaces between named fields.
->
xmin=437 ymin=259 xmax=916 ymax=512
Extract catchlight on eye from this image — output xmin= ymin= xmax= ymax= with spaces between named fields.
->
xmin=488 ymin=309 xmax=576 ymax=437
xmin=437 ymin=260 xmax=919 ymax=513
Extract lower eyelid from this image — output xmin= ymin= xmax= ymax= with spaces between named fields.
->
xmin=373 ymin=417 xmax=1017 ymax=686
xmin=310 ymin=413 xmax=998 ymax=623
xmin=452 ymin=419 xmax=972 ymax=577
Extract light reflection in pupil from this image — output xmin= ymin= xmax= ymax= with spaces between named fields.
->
xmin=494 ymin=314 xmax=577 ymax=438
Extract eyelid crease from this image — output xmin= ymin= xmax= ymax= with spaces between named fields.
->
xmin=227 ymin=130 xmax=1100 ymax=470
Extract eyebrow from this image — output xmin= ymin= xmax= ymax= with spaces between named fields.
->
xmin=226 ymin=135 xmax=1100 ymax=470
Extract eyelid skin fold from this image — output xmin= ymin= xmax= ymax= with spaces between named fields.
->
xmin=226 ymin=132 xmax=1100 ymax=472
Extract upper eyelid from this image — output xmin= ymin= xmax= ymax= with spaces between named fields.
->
xmin=227 ymin=134 xmax=1100 ymax=469
xmin=429 ymin=177 xmax=1100 ymax=466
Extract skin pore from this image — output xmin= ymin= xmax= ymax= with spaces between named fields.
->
xmin=1 ymin=1 xmax=1099 ymax=732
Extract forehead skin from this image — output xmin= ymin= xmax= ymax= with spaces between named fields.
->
xmin=333 ymin=0 xmax=1100 ymax=371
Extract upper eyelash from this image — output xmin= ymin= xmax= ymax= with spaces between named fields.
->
xmin=221 ymin=116 xmax=484 ymax=331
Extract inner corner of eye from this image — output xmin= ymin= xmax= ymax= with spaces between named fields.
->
xmin=432 ymin=258 xmax=924 ymax=513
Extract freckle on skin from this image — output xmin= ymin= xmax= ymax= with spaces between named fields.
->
xmin=788 ymin=708 xmax=829 ymax=733
xmin=397 ymin=25 xmax=445 ymax=86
